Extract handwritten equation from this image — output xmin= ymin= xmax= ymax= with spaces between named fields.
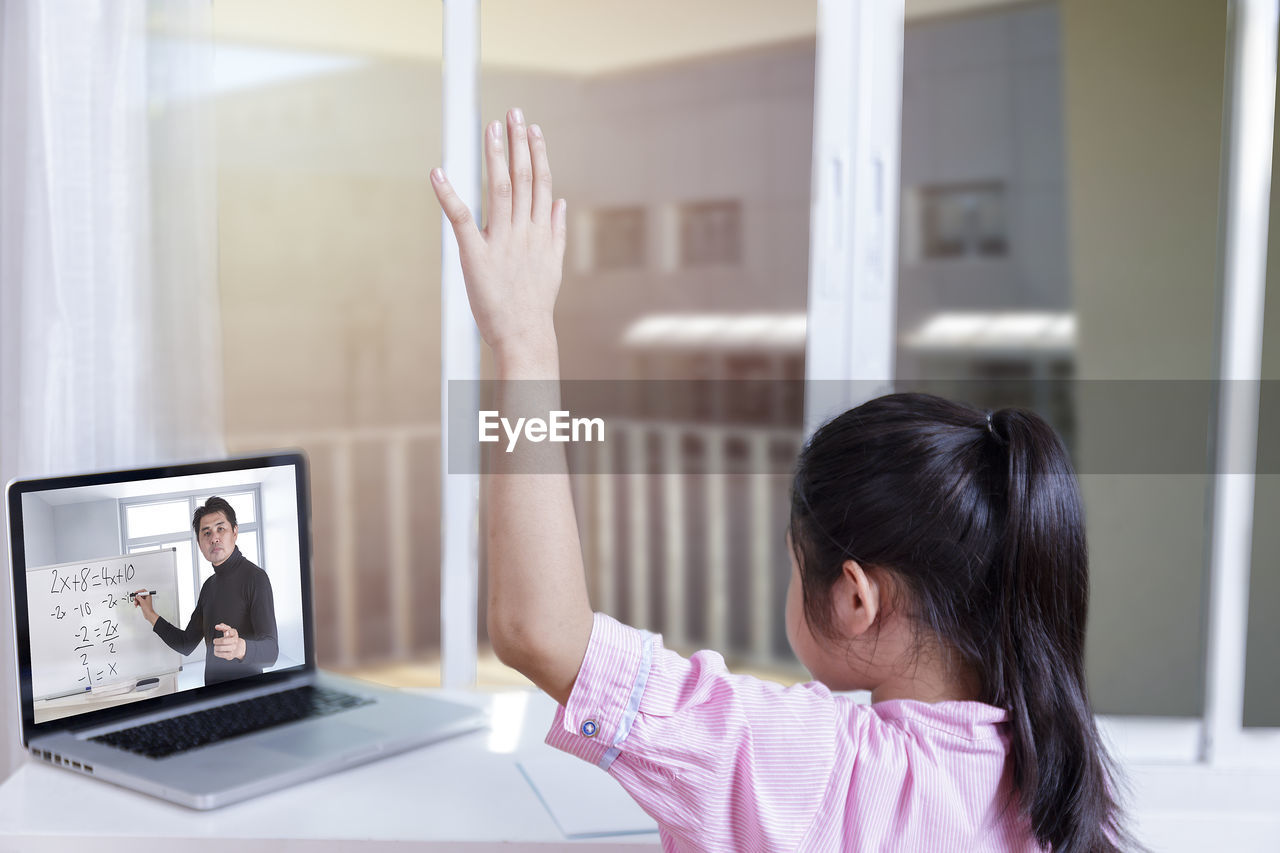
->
xmin=30 ymin=549 xmax=179 ymax=702
xmin=47 ymin=562 xmax=137 ymax=595
xmin=45 ymin=563 xmax=137 ymax=688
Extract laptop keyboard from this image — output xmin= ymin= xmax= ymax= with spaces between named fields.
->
xmin=90 ymin=685 xmax=374 ymax=759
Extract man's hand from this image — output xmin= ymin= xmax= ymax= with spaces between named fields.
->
xmin=213 ymin=623 xmax=246 ymax=661
xmin=132 ymin=589 xmax=158 ymax=627
xmin=430 ymin=108 xmax=567 ymax=363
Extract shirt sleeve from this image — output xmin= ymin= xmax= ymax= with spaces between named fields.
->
xmin=241 ymin=569 xmax=279 ymax=667
xmin=546 ymin=612 xmax=840 ymax=851
xmin=153 ymin=585 xmax=206 ymax=656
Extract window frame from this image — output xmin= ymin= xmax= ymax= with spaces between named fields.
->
xmin=1199 ymin=0 xmax=1280 ymax=767
xmin=439 ymin=0 xmax=481 ymax=688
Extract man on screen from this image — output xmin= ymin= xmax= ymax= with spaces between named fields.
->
xmin=133 ymin=496 xmax=279 ymax=685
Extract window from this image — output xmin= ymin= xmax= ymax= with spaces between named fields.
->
xmin=917 ymin=182 xmax=1007 ymax=258
xmin=209 ymin=7 xmax=1280 ymax=830
xmin=592 ymin=207 xmax=647 ymax=270
xmin=679 ymin=200 xmax=742 ymax=267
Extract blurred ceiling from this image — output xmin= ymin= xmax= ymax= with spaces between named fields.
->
xmin=211 ymin=0 xmax=1045 ymax=74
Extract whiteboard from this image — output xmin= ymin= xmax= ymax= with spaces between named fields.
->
xmin=27 ymin=550 xmax=184 ymax=701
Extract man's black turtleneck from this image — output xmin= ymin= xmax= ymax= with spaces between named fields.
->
xmin=153 ymin=546 xmax=279 ymax=685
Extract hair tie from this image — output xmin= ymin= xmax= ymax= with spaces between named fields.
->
xmin=985 ymin=410 xmax=1001 ymax=442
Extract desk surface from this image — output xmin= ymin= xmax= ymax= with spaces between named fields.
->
xmin=0 ymin=688 xmax=661 ymax=852
xmin=19 ymin=688 xmax=1280 ymax=853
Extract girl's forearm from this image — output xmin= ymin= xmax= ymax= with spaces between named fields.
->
xmin=487 ymin=332 xmax=593 ymax=706
xmin=431 ymin=109 xmax=586 ymax=704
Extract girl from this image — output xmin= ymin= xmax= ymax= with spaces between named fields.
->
xmin=430 ymin=109 xmax=1133 ymax=852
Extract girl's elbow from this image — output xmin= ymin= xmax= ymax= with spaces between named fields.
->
xmin=489 ymin=610 xmax=591 ymax=704
xmin=488 ymin=614 xmax=540 ymax=673
xmin=488 ymin=614 xmax=575 ymax=689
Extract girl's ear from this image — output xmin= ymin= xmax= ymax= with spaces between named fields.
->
xmin=835 ymin=559 xmax=881 ymax=637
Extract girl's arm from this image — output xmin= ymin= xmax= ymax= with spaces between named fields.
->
xmin=430 ymin=108 xmax=593 ymax=706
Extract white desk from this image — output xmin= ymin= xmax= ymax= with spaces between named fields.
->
xmin=13 ymin=689 xmax=1278 ymax=852
xmin=0 ymin=688 xmax=662 ymax=852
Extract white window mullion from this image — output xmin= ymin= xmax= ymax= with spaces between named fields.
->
xmin=440 ymin=0 xmax=481 ymax=689
xmin=1202 ymin=0 xmax=1278 ymax=765
xmin=804 ymin=0 xmax=904 ymax=434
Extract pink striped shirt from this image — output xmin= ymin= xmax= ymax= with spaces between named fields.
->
xmin=547 ymin=612 xmax=1044 ymax=852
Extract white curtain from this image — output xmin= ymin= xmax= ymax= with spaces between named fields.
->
xmin=0 ymin=0 xmax=222 ymax=780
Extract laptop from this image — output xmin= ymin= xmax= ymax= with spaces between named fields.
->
xmin=6 ymin=451 xmax=485 ymax=809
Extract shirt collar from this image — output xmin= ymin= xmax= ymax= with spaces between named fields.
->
xmin=212 ymin=546 xmax=243 ymax=576
xmin=871 ymin=698 xmax=1009 ymax=740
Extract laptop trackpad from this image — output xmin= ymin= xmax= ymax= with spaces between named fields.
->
xmin=266 ymin=722 xmax=383 ymax=758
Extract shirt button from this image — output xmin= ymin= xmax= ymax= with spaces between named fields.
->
xmin=580 ymin=719 xmax=598 ymax=738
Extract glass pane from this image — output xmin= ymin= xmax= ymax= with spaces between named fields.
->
xmin=194 ymin=492 xmax=255 ymax=525
xmin=125 ymin=501 xmax=191 ymax=539
xmin=1245 ymin=72 xmax=1280 ymax=726
xmin=478 ymin=1 xmax=817 ymax=685
xmin=1247 ymin=478 xmax=1280 ymax=727
xmin=224 ymin=492 xmax=255 ymax=525
xmin=896 ymin=2 xmax=1227 ymax=716
xmin=212 ymin=1 xmax=444 ymax=679
xmin=238 ymin=531 xmax=260 ymax=566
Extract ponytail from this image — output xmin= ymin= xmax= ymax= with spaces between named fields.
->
xmin=987 ymin=409 xmax=1128 ymax=852
xmin=790 ymin=393 xmax=1134 ymax=852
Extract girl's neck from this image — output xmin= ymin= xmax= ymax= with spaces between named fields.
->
xmin=870 ymin=679 xmax=981 ymax=704
xmin=868 ymin=649 xmax=984 ymax=705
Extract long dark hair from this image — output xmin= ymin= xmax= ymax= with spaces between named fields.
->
xmin=789 ymin=392 xmax=1131 ymax=852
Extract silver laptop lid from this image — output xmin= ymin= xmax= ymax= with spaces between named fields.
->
xmin=7 ymin=452 xmax=315 ymax=746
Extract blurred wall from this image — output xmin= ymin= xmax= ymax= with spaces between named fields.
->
xmin=53 ymin=501 xmax=122 ymax=565
xmin=20 ymin=496 xmax=56 ymax=569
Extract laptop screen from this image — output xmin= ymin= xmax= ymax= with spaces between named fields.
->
xmin=7 ymin=453 xmax=313 ymax=734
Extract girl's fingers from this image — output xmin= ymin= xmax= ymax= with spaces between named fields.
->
xmin=484 ymin=120 xmax=511 ymax=233
xmin=506 ymin=108 xmax=533 ymax=223
xmin=431 ymin=168 xmax=483 ymax=256
xmin=529 ymin=124 xmax=553 ymax=225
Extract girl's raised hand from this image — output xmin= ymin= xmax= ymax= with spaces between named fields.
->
xmin=431 ymin=108 xmax=568 ymax=360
